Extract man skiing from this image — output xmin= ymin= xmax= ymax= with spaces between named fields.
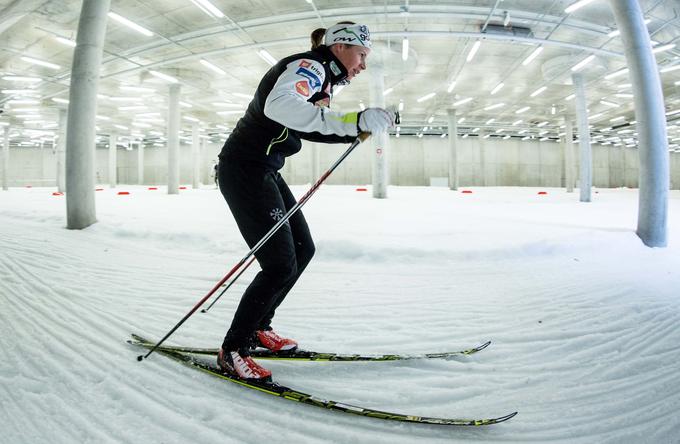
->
xmin=215 ymin=22 xmax=395 ymax=380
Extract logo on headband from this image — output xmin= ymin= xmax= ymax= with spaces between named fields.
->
xmin=329 ymin=25 xmax=371 ymax=47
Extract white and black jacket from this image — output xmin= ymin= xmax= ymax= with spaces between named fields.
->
xmin=219 ymin=45 xmax=359 ymax=170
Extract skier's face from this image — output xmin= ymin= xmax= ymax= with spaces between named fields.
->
xmin=332 ymin=44 xmax=370 ymax=80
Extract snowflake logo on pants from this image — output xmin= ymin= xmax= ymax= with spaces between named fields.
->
xmin=270 ymin=208 xmax=284 ymax=221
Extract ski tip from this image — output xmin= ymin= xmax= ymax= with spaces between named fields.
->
xmin=200 ymin=309 xmax=207 ymax=313
xmin=497 ymin=411 xmax=518 ymax=422
xmin=478 ymin=340 xmax=492 ymax=351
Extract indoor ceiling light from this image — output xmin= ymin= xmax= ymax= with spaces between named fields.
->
xmin=490 ymin=83 xmax=504 ymax=95
xmin=402 ymin=37 xmax=409 ymax=61
xmin=466 ymin=40 xmax=481 ymax=63
xmin=383 ymin=87 xmax=394 ymax=96
xmin=652 ymin=43 xmax=675 ymax=54
xmin=515 ymin=106 xmax=530 ymax=114
xmin=52 ymin=98 xmax=69 ymax=104
xmin=571 ymin=54 xmax=595 ymax=72
xmin=486 ymin=118 xmax=495 ymax=124
xmin=359 ymin=101 xmax=366 ymax=111
xmin=427 ymin=116 xmax=434 ymax=123
xmin=258 ymin=49 xmax=278 ymax=66
xmin=660 ymin=64 xmax=680 ymax=73
xmin=605 ymin=68 xmax=629 ymax=79
xmin=118 ymin=105 xmax=147 ymax=111
xmin=148 ymin=70 xmax=178 ymax=83
xmin=190 ymin=0 xmax=225 ymax=18
xmin=564 ymin=94 xmax=575 ymax=101
xmin=600 ymin=100 xmax=620 ymax=107
xmin=183 ymin=116 xmax=200 ymax=122
xmin=447 ymin=80 xmax=456 ymax=93
xmin=522 ymin=46 xmax=543 ymax=66
xmin=453 ymin=97 xmax=472 ymax=107
xmin=200 ymin=59 xmax=226 ymax=75
xmin=114 ymin=125 xmax=129 ymax=130
xmin=179 ymin=101 xmax=193 ymax=108
xmin=458 ymin=117 xmax=466 ymax=124
xmin=589 ymin=113 xmax=604 ymax=120
xmin=484 ymin=103 xmax=504 ymax=111
xmin=212 ymin=102 xmax=243 ymax=107
xmin=530 ymin=86 xmax=547 ymax=97
xmin=120 ymin=86 xmax=156 ymax=93
xmin=54 ymin=36 xmax=76 ymax=47
xmin=417 ymin=92 xmax=436 ymax=102
xmin=675 ymin=80 xmax=680 ymax=86
xmin=2 ymin=76 xmax=41 ymax=82
xmin=7 ymin=99 xmax=39 ymax=105
xmin=398 ymin=100 xmax=404 ymax=111
xmin=513 ymin=120 xmax=523 ymax=126
xmin=537 ymin=121 xmax=549 ymax=127
xmin=108 ymin=12 xmax=153 ymax=37
xmin=565 ymin=0 xmax=598 ymax=14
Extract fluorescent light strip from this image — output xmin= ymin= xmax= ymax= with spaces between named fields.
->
xmin=402 ymin=37 xmax=409 ymax=61
xmin=383 ymin=87 xmax=394 ymax=96
xmin=233 ymin=93 xmax=252 ymax=99
xmin=605 ymin=68 xmax=629 ymax=79
xmin=513 ymin=119 xmax=523 ymax=125
xmin=466 ymin=40 xmax=481 ymax=63
xmin=565 ymin=0 xmax=598 ymax=14
xmin=447 ymin=80 xmax=456 ymax=93
xmin=490 ymin=83 xmax=504 ymax=95
xmin=149 ymin=70 xmax=178 ymax=83
xmin=398 ymin=100 xmax=404 ymax=111
xmin=530 ymin=86 xmax=547 ymax=97
xmin=200 ymin=59 xmax=226 ymax=75
xmin=21 ymin=56 xmax=61 ymax=70
xmin=453 ymin=97 xmax=472 ymax=107
xmin=417 ymin=92 xmax=436 ymax=102
xmin=458 ymin=117 xmax=466 ymax=124
xmin=537 ymin=121 xmax=549 ymax=127
xmin=660 ymin=64 xmax=680 ymax=73
xmin=600 ymin=100 xmax=620 ymax=107
xmin=52 ymin=98 xmax=69 ymax=104
xmin=258 ymin=49 xmax=278 ymax=66
xmin=183 ymin=116 xmax=200 ymax=122
xmin=54 ymin=36 xmax=76 ymax=47
xmin=108 ymin=12 xmax=153 ymax=37
xmin=522 ymin=46 xmax=543 ymax=66
xmin=565 ymin=94 xmax=575 ymax=101
xmin=190 ymin=0 xmax=225 ymax=18
xmin=484 ymin=103 xmax=504 ymax=111
xmin=212 ymin=102 xmax=243 ymax=107
xmin=179 ymin=101 xmax=193 ymax=108
xmin=2 ymin=76 xmax=41 ymax=82
xmin=653 ymin=43 xmax=676 ymax=54
xmin=571 ymin=54 xmax=595 ymax=72
xmin=217 ymin=110 xmax=245 ymax=115
xmin=515 ymin=106 xmax=530 ymax=114
xmin=486 ymin=118 xmax=495 ymax=124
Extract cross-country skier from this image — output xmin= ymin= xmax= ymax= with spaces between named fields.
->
xmin=216 ymin=22 xmax=395 ymax=380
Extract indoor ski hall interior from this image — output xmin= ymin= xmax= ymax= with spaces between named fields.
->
xmin=1 ymin=1 xmax=679 ymax=443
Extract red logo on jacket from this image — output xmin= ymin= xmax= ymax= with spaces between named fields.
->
xmin=295 ymin=80 xmax=310 ymax=96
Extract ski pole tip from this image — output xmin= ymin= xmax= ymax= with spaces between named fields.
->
xmin=137 ymin=355 xmax=145 ymax=362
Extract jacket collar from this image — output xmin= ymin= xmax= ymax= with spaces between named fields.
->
xmin=313 ymin=45 xmax=349 ymax=86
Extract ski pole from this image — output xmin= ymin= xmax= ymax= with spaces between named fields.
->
xmin=138 ymin=132 xmax=371 ymax=361
xmin=201 ymin=256 xmax=256 ymax=313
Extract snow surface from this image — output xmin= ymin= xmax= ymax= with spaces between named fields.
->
xmin=1 ymin=184 xmax=679 ymax=444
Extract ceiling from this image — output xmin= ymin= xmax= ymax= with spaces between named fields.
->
xmin=0 ymin=0 xmax=679 ymax=150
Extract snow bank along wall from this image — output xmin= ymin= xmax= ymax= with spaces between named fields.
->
xmin=2 ymin=136 xmax=679 ymax=189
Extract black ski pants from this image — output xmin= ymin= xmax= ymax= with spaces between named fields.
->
xmin=218 ymin=155 xmax=315 ymax=351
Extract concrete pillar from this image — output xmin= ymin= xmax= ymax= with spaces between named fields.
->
xmin=56 ymin=109 xmax=67 ymax=192
xmin=191 ymin=123 xmax=200 ymax=189
xmin=447 ymin=109 xmax=459 ymax=190
xmin=479 ymin=130 xmax=487 ymax=186
xmin=137 ymin=141 xmax=144 ymax=185
xmin=610 ymin=0 xmax=669 ymax=247
xmin=167 ymin=84 xmax=181 ymax=194
xmin=368 ymin=63 xmax=388 ymax=198
xmin=572 ymin=73 xmax=592 ymax=202
xmin=564 ymin=117 xmax=575 ymax=193
xmin=1 ymin=126 xmax=8 ymax=190
xmin=108 ymin=132 xmax=117 ymax=188
xmin=66 ymin=0 xmax=110 ymax=229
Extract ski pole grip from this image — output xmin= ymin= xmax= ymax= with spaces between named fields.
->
xmin=358 ymin=132 xmax=370 ymax=143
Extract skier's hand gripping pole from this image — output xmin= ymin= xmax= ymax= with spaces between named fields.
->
xmin=137 ymin=132 xmax=372 ymax=362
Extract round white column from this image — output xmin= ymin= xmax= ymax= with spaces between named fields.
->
xmin=167 ymin=84 xmax=181 ymax=194
xmin=1 ymin=126 xmax=9 ymax=191
xmin=563 ymin=117 xmax=575 ymax=193
xmin=108 ymin=132 xmax=117 ymax=188
xmin=572 ymin=73 xmax=592 ymax=202
xmin=447 ymin=109 xmax=459 ymax=190
xmin=368 ymin=63 xmax=388 ymax=198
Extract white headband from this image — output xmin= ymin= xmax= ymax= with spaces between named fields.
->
xmin=324 ymin=23 xmax=372 ymax=48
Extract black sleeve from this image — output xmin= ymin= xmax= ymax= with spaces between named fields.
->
xmin=298 ymin=131 xmax=355 ymax=144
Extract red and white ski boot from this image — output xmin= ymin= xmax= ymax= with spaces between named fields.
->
xmin=256 ymin=329 xmax=298 ymax=352
xmin=217 ymin=348 xmax=272 ymax=381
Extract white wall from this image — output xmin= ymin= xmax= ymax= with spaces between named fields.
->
xmin=1 ymin=137 xmax=679 ymax=190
